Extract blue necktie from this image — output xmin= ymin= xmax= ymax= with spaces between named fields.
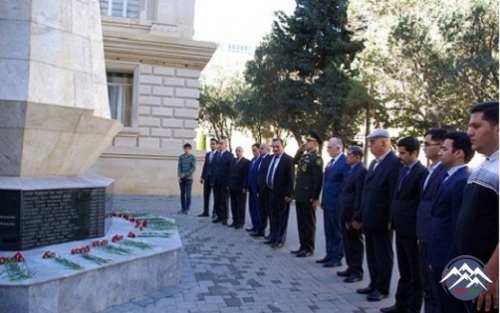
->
xmin=398 ymin=167 xmax=410 ymax=192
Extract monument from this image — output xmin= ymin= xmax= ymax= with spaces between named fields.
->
xmin=0 ymin=0 xmax=121 ymax=250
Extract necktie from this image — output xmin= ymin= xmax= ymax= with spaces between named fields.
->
xmin=440 ymin=172 xmax=450 ymax=187
xmin=209 ymin=151 xmax=214 ymax=163
xmin=369 ymin=159 xmax=378 ymax=171
xmin=398 ymin=166 xmax=410 ymax=192
xmin=327 ymin=158 xmax=335 ymax=169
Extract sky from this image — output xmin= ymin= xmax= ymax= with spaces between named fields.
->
xmin=193 ymin=0 xmax=296 ymax=45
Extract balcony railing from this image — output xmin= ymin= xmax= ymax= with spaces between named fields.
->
xmin=100 ymin=0 xmax=140 ymax=19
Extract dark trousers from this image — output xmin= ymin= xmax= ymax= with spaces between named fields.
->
xmin=269 ymin=191 xmax=290 ymax=244
xmin=324 ymin=209 xmax=343 ymax=262
xmin=230 ymin=188 xmax=246 ymax=226
xmin=295 ymin=201 xmax=316 ymax=253
xmin=179 ymin=179 xmax=193 ymax=212
xmin=341 ymin=222 xmax=364 ymax=277
xmin=365 ymin=228 xmax=394 ymax=294
xmin=431 ymin=266 xmax=469 ymax=313
xmin=257 ymin=188 xmax=270 ymax=234
xmin=418 ymin=242 xmax=440 ymax=313
xmin=248 ymin=188 xmax=260 ymax=230
xmin=394 ymin=234 xmax=423 ymax=313
xmin=213 ymin=183 xmax=229 ymax=221
xmin=202 ymin=179 xmax=214 ymax=215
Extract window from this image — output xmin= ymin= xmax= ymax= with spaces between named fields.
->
xmin=107 ymin=72 xmax=133 ymax=127
xmin=100 ymin=0 xmax=140 ymax=18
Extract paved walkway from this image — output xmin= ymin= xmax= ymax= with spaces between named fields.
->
xmin=99 ymin=195 xmax=401 ymax=313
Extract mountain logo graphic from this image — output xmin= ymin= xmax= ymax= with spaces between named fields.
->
xmin=441 ymin=255 xmax=492 ymax=301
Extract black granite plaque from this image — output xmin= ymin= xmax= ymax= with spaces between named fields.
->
xmin=0 ymin=186 xmax=111 ymax=251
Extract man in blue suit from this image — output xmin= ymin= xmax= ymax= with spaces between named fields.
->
xmin=246 ymin=143 xmax=262 ymax=232
xmin=427 ymin=131 xmax=474 ymax=313
xmin=416 ymin=128 xmax=448 ymax=313
xmin=251 ymin=143 xmax=273 ymax=238
xmin=337 ymin=145 xmax=367 ymax=283
xmin=211 ymin=138 xmax=234 ymax=225
xmin=316 ymin=137 xmax=350 ymax=268
xmin=357 ymin=129 xmax=401 ymax=302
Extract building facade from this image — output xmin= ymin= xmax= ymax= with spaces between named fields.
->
xmin=88 ymin=0 xmax=216 ymax=195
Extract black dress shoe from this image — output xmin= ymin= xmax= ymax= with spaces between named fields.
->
xmin=212 ymin=218 xmax=221 ymax=223
xmin=290 ymin=248 xmax=303 ymax=254
xmin=264 ymin=235 xmax=270 ymax=240
xmin=227 ymin=223 xmax=236 ymax=227
xmin=337 ymin=269 xmax=351 ymax=277
xmin=315 ymin=257 xmax=332 ymax=264
xmin=296 ymin=251 xmax=313 ymax=258
xmin=323 ymin=261 xmax=342 ymax=268
xmin=380 ymin=305 xmax=404 ymax=313
xmin=211 ymin=213 xmax=217 ymax=219
xmin=262 ymin=240 xmax=274 ymax=245
xmin=250 ymin=232 xmax=265 ymax=237
xmin=367 ymin=290 xmax=388 ymax=302
xmin=344 ymin=275 xmax=363 ymax=283
xmin=356 ymin=286 xmax=375 ymax=295
xmin=235 ymin=225 xmax=243 ymax=229
xmin=221 ymin=220 xmax=228 ymax=226
xmin=198 ymin=213 xmax=209 ymax=217
xmin=246 ymin=228 xmax=256 ymax=232
xmin=271 ymin=242 xmax=284 ymax=249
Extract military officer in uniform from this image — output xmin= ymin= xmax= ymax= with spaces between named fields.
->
xmin=290 ymin=131 xmax=324 ymax=258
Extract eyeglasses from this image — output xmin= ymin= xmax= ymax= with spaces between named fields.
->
xmin=423 ymin=142 xmax=441 ymax=147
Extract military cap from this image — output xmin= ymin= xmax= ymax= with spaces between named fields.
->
xmin=366 ymin=129 xmax=390 ymax=140
xmin=305 ymin=131 xmax=323 ymax=145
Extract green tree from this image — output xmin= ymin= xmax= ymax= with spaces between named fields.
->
xmin=245 ymin=0 xmax=364 ymax=146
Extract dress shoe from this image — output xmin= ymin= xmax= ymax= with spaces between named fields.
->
xmin=198 ymin=213 xmax=209 ymax=217
xmin=250 ymin=232 xmax=265 ymax=237
xmin=221 ymin=220 xmax=228 ymax=226
xmin=264 ymin=235 xmax=270 ymax=240
xmin=380 ymin=305 xmax=404 ymax=313
xmin=337 ymin=269 xmax=351 ymax=277
xmin=235 ymin=225 xmax=243 ymax=229
xmin=290 ymin=248 xmax=303 ymax=254
xmin=323 ymin=261 xmax=342 ymax=268
xmin=262 ymin=240 xmax=274 ymax=245
xmin=356 ymin=286 xmax=375 ymax=295
xmin=367 ymin=290 xmax=388 ymax=302
xmin=212 ymin=218 xmax=221 ymax=223
xmin=296 ymin=251 xmax=313 ymax=258
xmin=344 ymin=275 xmax=363 ymax=283
xmin=315 ymin=257 xmax=332 ymax=264
xmin=227 ymin=223 xmax=236 ymax=228
xmin=246 ymin=228 xmax=256 ymax=232
xmin=271 ymin=242 xmax=284 ymax=249
xmin=211 ymin=213 xmax=217 ymax=219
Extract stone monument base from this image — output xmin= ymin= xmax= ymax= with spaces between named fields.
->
xmin=0 ymin=175 xmax=114 ymax=251
xmin=0 ymin=217 xmax=181 ymax=313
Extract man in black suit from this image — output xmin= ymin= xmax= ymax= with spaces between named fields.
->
xmin=211 ymin=138 xmax=233 ymax=225
xmin=229 ymin=146 xmax=250 ymax=229
xmin=251 ymin=143 xmax=272 ymax=238
xmin=357 ymin=129 xmax=401 ymax=302
xmin=427 ymin=131 xmax=473 ymax=313
xmin=337 ymin=145 xmax=366 ymax=283
xmin=416 ymin=128 xmax=448 ymax=313
xmin=246 ymin=143 xmax=262 ymax=232
xmin=381 ymin=136 xmax=428 ymax=313
xmin=263 ymin=138 xmax=295 ymax=249
xmin=199 ymin=138 xmax=218 ymax=218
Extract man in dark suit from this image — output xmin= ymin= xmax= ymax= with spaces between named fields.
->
xmin=416 ymin=128 xmax=448 ymax=313
xmin=251 ymin=143 xmax=272 ymax=238
xmin=199 ymin=138 xmax=218 ymax=218
xmin=381 ymin=136 xmax=428 ymax=313
xmin=291 ymin=131 xmax=323 ymax=258
xmin=211 ymin=138 xmax=233 ymax=225
xmin=316 ymin=137 xmax=349 ymax=268
xmin=263 ymin=138 xmax=294 ymax=249
xmin=246 ymin=143 xmax=262 ymax=232
xmin=427 ymin=131 xmax=473 ymax=313
xmin=337 ymin=146 xmax=366 ymax=283
xmin=357 ymin=129 xmax=401 ymax=302
xmin=229 ymin=146 xmax=250 ymax=229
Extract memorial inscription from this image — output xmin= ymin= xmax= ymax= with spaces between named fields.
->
xmin=0 ymin=187 xmax=107 ymax=251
